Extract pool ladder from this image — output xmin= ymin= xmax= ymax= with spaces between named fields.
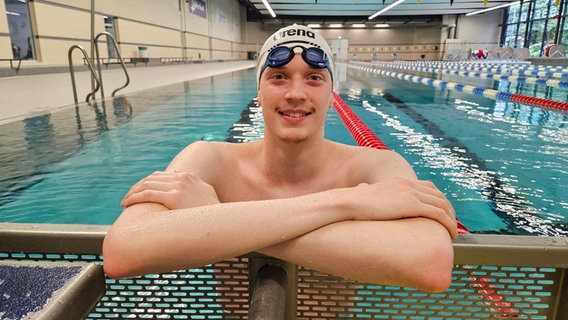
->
xmin=68 ymin=32 xmax=131 ymax=104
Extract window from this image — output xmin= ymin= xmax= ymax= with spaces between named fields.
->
xmin=4 ymin=0 xmax=35 ymax=60
xmin=562 ymin=4 xmax=568 ymax=45
xmin=503 ymin=0 xmax=567 ymax=57
xmin=104 ymin=16 xmax=118 ymax=59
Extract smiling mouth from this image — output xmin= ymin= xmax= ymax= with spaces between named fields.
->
xmin=279 ymin=111 xmax=311 ymax=118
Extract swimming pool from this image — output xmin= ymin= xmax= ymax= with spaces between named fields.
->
xmin=0 ymin=65 xmax=566 ymax=236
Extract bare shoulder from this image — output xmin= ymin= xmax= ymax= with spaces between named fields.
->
xmin=332 ymin=142 xmax=417 ymax=182
xmin=177 ymin=140 xmax=246 ymax=155
xmin=166 ymin=141 xmax=254 ymax=179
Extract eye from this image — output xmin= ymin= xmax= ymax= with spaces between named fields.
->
xmin=306 ymin=70 xmax=328 ymax=82
xmin=268 ymin=73 xmax=287 ymax=81
xmin=308 ymin=74 xmax=323 ymax=81
xmin=264 ymin=69 xmax=287 ymax=81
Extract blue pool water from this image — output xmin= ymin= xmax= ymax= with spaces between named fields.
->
xmin=0 ymin=66 xmax=566 ymax=236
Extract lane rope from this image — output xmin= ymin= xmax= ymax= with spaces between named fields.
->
xmin=347 ymin=62 xmax=568 ymax=112
xmin=367 ymin=61 xmax=568 ymax=89
xmin=332 ymin=92 xmax=470 ymax=234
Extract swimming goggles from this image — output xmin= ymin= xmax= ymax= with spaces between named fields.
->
xmin=259 ymin=45 xmax=332 ymax=81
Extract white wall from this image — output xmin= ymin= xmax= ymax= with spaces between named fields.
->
xmin=443 ymin=10 xmax=504 ymax=60
xmin=457 ymin=10 xmax=503 ymax=47
xmin=0 ymin=0 xmax=506 ymax=66
xmin=0 ymin=0 xmax=250 ymax=66
xmin=318 ymin=27 xmax=445 ymax=61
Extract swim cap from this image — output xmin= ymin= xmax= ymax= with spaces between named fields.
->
xmin=256 ymin=24 xmax=334 ymax=87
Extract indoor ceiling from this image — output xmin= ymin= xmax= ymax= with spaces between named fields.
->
xmin=237 ymin=0 xmax=517 ymax=28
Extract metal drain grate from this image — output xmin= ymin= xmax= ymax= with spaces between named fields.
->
xmin=89 ymin=257 xmax=251 ymax=319
xmin=1 ymin=225 xmax=567 ymax=319
xmin=2 ymin=251 xmax=562 ymax=319
xmin=297 ymin=264 xmax=561 ymax=319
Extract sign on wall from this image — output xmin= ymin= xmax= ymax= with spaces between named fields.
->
xmin=189 ymin=0 xmax=206 ymax=18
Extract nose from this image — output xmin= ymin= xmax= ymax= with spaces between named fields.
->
xmin=284 ymin=76 xmax=307 ymax=102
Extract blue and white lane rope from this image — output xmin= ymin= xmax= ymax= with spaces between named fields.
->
xmin=395 ymin=60 xmax=568 ymax=74
xmin=346 ymin=62 xmax=568 ymax=112
xmin=380 ymin=61 xmax=568 ymax=79
xmin=366 ymin=62 xmax=568 ymax=89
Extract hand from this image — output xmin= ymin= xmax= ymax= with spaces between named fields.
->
xmin=347 ymin=178 xmax=458 ymax=239
xmin=121 ymin=171 xmax=220 ymax=209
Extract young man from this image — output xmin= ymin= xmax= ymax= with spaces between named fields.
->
xmin=103 ymin=25 xmax=457 ymax=293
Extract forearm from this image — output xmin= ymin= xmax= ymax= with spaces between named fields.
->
xmin=104 ymin=177 xmax=456 ymax=280
xmin=258 ymin=218 xmax=454 ymax=292
xmin=103 ymin=189 xmax=347 ymax=278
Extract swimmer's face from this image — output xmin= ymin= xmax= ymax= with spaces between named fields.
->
xmin=257 ymin=53 xmax=333 ymax=144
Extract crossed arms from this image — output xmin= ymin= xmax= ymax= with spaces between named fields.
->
xmin=103 ymin=142 xmax=457 ymax=292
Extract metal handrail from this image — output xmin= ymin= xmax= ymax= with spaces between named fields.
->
xmin=68 ymin=45 xmax=101 ymax=104
xmin=93 ymin=32 xmax=130 ymax=98
xmin=1 ymin=222 xmax=568 ymax=319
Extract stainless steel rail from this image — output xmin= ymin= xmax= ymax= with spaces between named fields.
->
xmin=68 ymin=45 xmax=101 ymax=104
xmin=1 ymin=222 xmax=567 ymax=319
xmin=93 ymin=32 xmax=130 ymax=98
xmin=68 ymin=32 xmax=130 ymax=104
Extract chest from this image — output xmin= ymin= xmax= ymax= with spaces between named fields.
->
xmin=213 ymin=160 xmax=354 ymax=202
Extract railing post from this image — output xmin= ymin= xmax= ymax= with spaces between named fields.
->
xmin=93 ymin=32 xmax=131 ymax=98
xmin=556 ymin=269 xmax=567 ymax=320
xmin=248 ymin=255 xmax=297 ymax=320
xmin=68 ymin=45 xmax=101 ymax=104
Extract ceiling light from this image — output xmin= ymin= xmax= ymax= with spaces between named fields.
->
xmin=261 ymin=0 xmax=276 ymax=18
xmin=374 ymin=23 xmax=390 ymax=28
xmin=307 ymin=24 xmax=321 ymax=28
xmin=465 ymin=1 xmax=520 ymax=16
xmin=329 ymin=23 xmax=343 ymax=28
xmin=352 ymin=23 xmax=366 ymax=28
xmin=368 ymin=0 xmax=405 ymax=20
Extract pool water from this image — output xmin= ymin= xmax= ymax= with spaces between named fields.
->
xmin=343 ymin=68 xmax=567 ymax=236
xmin=0 ymin=67 xmax=566 ymax=236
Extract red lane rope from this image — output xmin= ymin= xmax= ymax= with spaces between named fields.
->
xmin=508 ymin=93 xmax=568 ymax=111
xmin=332 ymin=93 xmax=470 ymax=234
xmin=333 ymin=93 xmax=388 ymax=150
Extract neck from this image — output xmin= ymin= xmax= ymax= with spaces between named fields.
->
xmin=256 ymin=135 xmax=329 ymax=184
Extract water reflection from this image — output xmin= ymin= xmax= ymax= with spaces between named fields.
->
xmin=0 ymin=70 xmax=258 ymax=223
xmin=344 ymin=84 xmax=567 ymax=236
xmin=0 ymin=96 xmax=134 ymax=206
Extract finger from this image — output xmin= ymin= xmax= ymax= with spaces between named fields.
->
xmin=418 ymin=205 xmax=458 ymax=239
xmin=416 ymin=181 xmax=456 ymax=217
xmin=418 ymin=193 xmax=454 ymax=218
xmin=412 ymin=189 xmax=457 ymax=239
xmin=121 ymin=189 xmax=173 ymax=208
xmin=420 ymin=184 xmax=458 ymax=239
xmin=122 ymin=180 xmax=175 ymax=205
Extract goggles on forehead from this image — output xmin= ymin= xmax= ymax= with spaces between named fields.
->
xmin=259 ymin=45 xmax=332 ymax=82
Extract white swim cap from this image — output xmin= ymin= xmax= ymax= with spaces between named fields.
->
xmin=256 ymin=24 xmax=334 ymax=87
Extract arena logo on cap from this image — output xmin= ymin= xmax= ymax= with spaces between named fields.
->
xmin=273 ymin=28 xmax=315 ymax=41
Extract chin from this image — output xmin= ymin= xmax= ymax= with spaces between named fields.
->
xmin=279 ymin=135 xmax=309 ymax=144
